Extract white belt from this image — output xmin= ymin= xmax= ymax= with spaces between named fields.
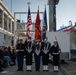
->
xmin=16 ymin=50 xmax=24 ymax=52
xmin=53 ymin=53 xmax=59 ymax=55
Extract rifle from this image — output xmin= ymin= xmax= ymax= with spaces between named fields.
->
xmin=55 ymin=36 xmax=61 ymax=52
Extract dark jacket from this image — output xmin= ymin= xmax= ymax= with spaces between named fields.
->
xmin=16 ymin=43 xmax=25 ymax=56
xmin=0 ymin=50 xmax=4 ymax=59
xmin=41 ymin=41 xmax=51 ymax=54
xmin=50 ymin=45 xmax=60 ymax=56
xmin=4 ymin=50 xmax=10 ymax=56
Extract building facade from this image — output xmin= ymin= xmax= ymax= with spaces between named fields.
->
xmin=0 ymin=0 xmax=15 ymax=46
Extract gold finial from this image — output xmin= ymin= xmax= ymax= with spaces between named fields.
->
xmin=27 ymin=2 xmax=30 ymax=6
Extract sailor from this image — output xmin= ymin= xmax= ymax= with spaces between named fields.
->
xmin=16 ymin=39 xmax=25 ymax=71
xmin=25 ymin=37 xmax=33 ymax=71
xmin=50 ymin=40 xmax=60 ymax=72
xmin=34 ymin=40 xmax=41 ymax=71
xmin=41 ymin=38 xmax=51 ymax=71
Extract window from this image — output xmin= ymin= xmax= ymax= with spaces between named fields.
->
xmin=9 ymin=19 xmax=11 ymax=32
xmin=0 ymin=9 xmax=2 ymax=27
xmin=12 ymin=22 xmax=14 ymax=34
xmin=4 ymin=14 xmax=7 ymax=30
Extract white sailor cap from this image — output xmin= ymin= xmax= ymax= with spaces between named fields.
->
xmin=44 ymin=38 xmax=46 ymax=41
xmin=54 ymin=40 xmax=57 ymax=42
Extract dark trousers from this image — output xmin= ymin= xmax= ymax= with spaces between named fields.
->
xmin=0 ymin=60 xmax=2 ymax=70
xmin=26 ymin=53 xmax=32 ymax=65
xmin=53 ymin=54 xmax=59 ymax=66
xmin=17 ymin=55 xmax=24 ymax=70
xmin=42 ymin=53 xmax=49 ymax=65
xmin=11 ymin=56 xmax=16 ymax=65
xmin=34 ymin=53 xmax=40 ymax=71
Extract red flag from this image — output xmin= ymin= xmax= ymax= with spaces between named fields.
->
xmin=34 ymin=7 xmax=41 ymax=41
xmin=26 ymin=5 xmax=32 ymax=39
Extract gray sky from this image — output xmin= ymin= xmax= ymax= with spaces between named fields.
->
xmin=3 ymin=0 xmax=76 ymax=29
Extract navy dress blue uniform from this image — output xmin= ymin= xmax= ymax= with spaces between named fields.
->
xmin=34 ymin=42 xmax=41 ymax=71
xmin=50 ymin=40 xmax=60 ymax=71
xmin=25 ymin=40 xmax=33 ymax=71
xmin=16 ymin=39 xmax=25 ymax=71
xmin=41 ymin=41 xmax=51 ymax=71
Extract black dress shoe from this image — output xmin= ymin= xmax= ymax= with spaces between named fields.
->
xmin=35 ymin=70 xmax=40 ymax=71
xmin=17 ymin=69 xmax=20 ymax=71
xmin=27 ymin=70 xmax=32 ymax=72
xmin=43 ymin=70 xmax=46 ymax=72
xmin=20 ymin=69 xmax=23 ymax=71
xmin=46 ymin=70 xmax=49 ymax=72
xmin=53 ymin=70 xmax=59 ymax=72
xmin=43 ymin=70 xmax=49 ymax=72
xmin=0 ymin=69 xmax=4 ymax=72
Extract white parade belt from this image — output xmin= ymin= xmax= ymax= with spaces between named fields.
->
xmin=16 ymin=50 xmax=24 ymax=52
xmin=53 ymin=52 xmax=59 ymax=55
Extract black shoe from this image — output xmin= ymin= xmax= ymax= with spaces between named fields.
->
xmin=35 ymin=70 xmax=40 ymax=71
xmin=20 ymin=69 xmax=23 ymax=71
xmin=46 ymin=70 xmax=49 ymax=72
xmin=53 ymin=70 xmax=59 ymax=72
xmin=0 ymin=69 xmax=4 ymax=72
xmin=17 ymin=69 xmax=20 ymax=71
xmin=14 ymin=64 xmax=16 ymax=65
xmin=26 ymin=70 xmax=32 ymax=72
xmin=43 ymin=70 xmax=46 ymax=71
xmin=43 ymin=70 xmax=48 ymax=72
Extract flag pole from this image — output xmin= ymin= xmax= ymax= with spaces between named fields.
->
xmin=38 ymin=5 xmax=39 ymax=9
xmin=45 ymin=4 xmax=46 ymax=8
xmin=11 ymin=0 xmax=12 ymax=13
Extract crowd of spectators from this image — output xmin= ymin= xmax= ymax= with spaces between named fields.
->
xmin=0 ymin=46 xmax=16 ymax=72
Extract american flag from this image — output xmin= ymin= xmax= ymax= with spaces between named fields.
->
xmin=56 ymin=25 xmax=72 ymax=32
xmin=26 ymin=5 xmax=32 ymax=38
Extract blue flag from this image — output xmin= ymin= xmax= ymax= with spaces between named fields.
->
xmin=42 ymin=6 xmax=47 ymax=41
